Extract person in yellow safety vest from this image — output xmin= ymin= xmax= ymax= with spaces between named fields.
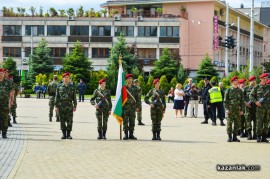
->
xmin=208 ymin=81 xmax=225 ymax=126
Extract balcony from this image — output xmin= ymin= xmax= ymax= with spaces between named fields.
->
xmin=159 ymin=37 xmax=179 ymax=43
xmin=2 ymin=36 xmax=22 ymax=42
xmin=68 ymin=36 xmax=89 ymax=43
xmin=140 ymin=58 xmax=156 ymax=66
xmin=90 ymin=36 xmax=113 ymax=43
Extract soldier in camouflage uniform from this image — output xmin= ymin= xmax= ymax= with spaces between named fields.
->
xmin=144 ymin=79 xmax=166 ymax=140
xmin=9 ymin=76 xmax=19 ymax=124
xmin=4 ymin=69 xmax=15 ymax=127
xmin=238 ymin=79 xmax=247 ymax=137
xmin=224 ymin=76 xmax=244 ymax=142
xmin=134 ymin=79 xmax=145 ymax=125
xmin=47 ymin=75 xmax=59 ymax=122
xmin=267 ymin=79 xmax=270 ymax=138
xmin=243 ymin=76 xmax=257 ymax=140
xmin=249 ymin=73 xmax=270 ymax=143
xmin=0 ymin=68 xmax=14 ymax=138
xmin=90 ymin=79 xmax=112 ymax=140
xmin=55 ymin=72 xmax=77 ymax=140
xmin=122 ymin=74 xmax=141 ymax=140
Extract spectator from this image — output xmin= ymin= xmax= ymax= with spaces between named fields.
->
xmin=34 ymin=83 xmax=41 ymax=98
xmin=173 ymin=83 xmax=185 ymax=118
xmin=19 ymin=82 xmax=24 ymax=98
xmin=189 ymin=84 xmax=199 ymax=118
xmin=78 ymin=79 xmax=86 ymax=102
xmin=184 ymin=78 xmax=193 ymax=117
xmin=167 ymin=87 xmax=174 ymax=103
xmin=40 ymin=83 xmax=47 ymax=98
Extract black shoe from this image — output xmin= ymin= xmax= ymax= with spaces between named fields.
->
xmin=157 ymin=131 xmax=161 ymax=140
xmin=61 ymin=130 xmax=66 ymax=139
xmin=2 ymin=132 xmax=7 ymax=139
xmin=220 ymin=121 xmax=225 ymax=126
xmin=56 ymin=117 xmax=60 ymax=122
xmin=232 ymin=134 xmax=240 ymax=142
xmin=123 ymin=131 xmax=128 ymax=140
xmin=13 ymin=117 xmax=17 ymax=124
xmin=8 ymin=121 xmax=12 ymax=127
xmin=97 ymin=130 xmax=102 ymax=140
xmin=252 ymin=134 xmax=257 ymax=140
xmin=49 ymin=117 xmax=52 ymax=122
xmin=240 ymin=131 xmax=245 ymax=138
xmin=102 ymin=130 xmax=107 ymax=140
xmin=66 ymin=130 xmax=72 ymax=139
xmin=129 ymin=131 xmax=137 ymax=140
xmin=152 ymin=131 xmax=157 ymax=140
xmin=247 ymin=131 xmax=252 ymax=140
xmin=227 ymin=134 xmax=232 ymax=142
xmin=257 ymin=135 xmax=262 ymax=143
xmin=138 ymin=121 xmax=145 ymax=125
xmin=267 ymin=130 xmax=270 ymax=138
xmin=212 ymin=121 xmax=216 ymax=126
xmin=261 ymin=135 xmax=269 ymax=143
xmin=201 ymin=120 xmax=208 ymax=124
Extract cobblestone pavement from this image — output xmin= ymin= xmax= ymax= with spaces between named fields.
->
xmin=1 ymin=98 xmax=269 ymax=179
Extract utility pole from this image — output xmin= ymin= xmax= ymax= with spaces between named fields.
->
xmin=225 ymin=2 xmax=229 ymax=76
xmin=249 ymin=0 xmax=254 ymax=72
xmin=237 ymin=17 xmax=240 ymax=71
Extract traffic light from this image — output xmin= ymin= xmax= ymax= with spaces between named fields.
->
xmin=230 ymin=36 xmax=236 ymax=49
xmin=225 ymin=36 xmax=231 ymax=49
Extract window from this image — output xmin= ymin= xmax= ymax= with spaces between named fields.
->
xmin=50 ymin=48 xmax=66 ymax=57
xmin=47 ymin=26 xmax=66 ymax=36
xmin=69 ymin=48 xmax=89 ymax=57
xmin=92 ymin=26 xmax=111 ymax=36
xmin=3 ymin=47 xmax=21 ymax=57
xmin=24 ymin=47 xmax=32 ymax=57
xmin=25 ymin=25 xmax=44 ymax=36
xmin=160 ymin=26 xmax=179 ymax=37
xmin=3 ymin=25 xmax=22 ymax=35
xmin=138 ymin=26 xmax=157 ymax=37
xmin=115 ymin=26 xmax=134 ymax=36
xmin=92 ymin=48 xmax=110 ymax=58
xmin=70 ymin=26 xmax=89 ymax=36
xmin=137 ymin=49 xmax=156 ymax=59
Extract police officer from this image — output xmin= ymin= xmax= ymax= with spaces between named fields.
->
xmin=47 ymin=75 xmax=59 ymax=122
xmin=224 ymin=76 xmax=244 ymax=142
xmin=55 ymin=72 xmax=77 ymax=140
xmin=201 ymin=77 xmax=212 ymax=124
xmin=122 ymin=74 xmax=141 ymax=140
xmin=238 ymin=79 xmax=247 ymax=137
xmin=249 ymin=73 xmax=270 ymax=143
xmin=243 ymin=76 xmax=257 ymax=140
xmin=145 ymin=79 xmax=166 ymax=140
xmin=134 ymin=79 xmax=145 ymax=125
xmin=90 ymin=79 xmax=112 ymax=140
xmin=208 ymin=80 xmax=225 ymax=126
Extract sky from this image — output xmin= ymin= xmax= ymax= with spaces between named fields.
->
xmin=0 ymin=0 xmax=266 ymax=13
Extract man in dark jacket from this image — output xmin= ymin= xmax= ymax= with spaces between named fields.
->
xmin=201 ymin=77 xmax=213 ymax=124
xmin=77 ymin=79 xmax=86 ymax=102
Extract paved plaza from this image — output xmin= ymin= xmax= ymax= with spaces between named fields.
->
xmin=0 ymin=98 xmax=270 ymax=179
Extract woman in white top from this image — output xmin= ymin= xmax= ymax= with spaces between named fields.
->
xmin=173 ymin=83 xmax=185 ymax=118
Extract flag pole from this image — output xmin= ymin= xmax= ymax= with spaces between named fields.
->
xmin=119 ymin=55 xmax=123 ymax=140
xmin=120 ymin=124 xmax=122 ymax=140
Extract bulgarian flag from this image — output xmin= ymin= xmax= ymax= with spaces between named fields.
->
xmin=113 ymin=60 xmax=127 ymax=125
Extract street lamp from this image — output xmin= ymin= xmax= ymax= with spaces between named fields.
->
xmin=249 ymin=0 xmax=254 ymax=72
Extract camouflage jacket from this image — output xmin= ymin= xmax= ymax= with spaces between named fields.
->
xmin=124 ymin=85 xmax=141 ymax=109
xmin=224 ymin=87 xmax=244 ymax=112
xmin=0 ymin=78 xmax=13 ymax=106
xmin=90 ymin=88 xmax=112 ymax=110
xmin=249 ymin=84 xmax=270 ymax=106
xmin=243 ymin=85 xmax=255 ymax=103
xmin=144 ymin=88 xmax=166 ymax=111
xmin=55 ymin=83 xmax=77 ymax=108
xmin=47 ymin=80 xmax=59 ymax=96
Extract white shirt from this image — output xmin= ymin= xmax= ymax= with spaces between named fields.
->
xmin=174 ymin=89 xmax=184 ymax=100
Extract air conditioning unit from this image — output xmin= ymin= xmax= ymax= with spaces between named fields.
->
xmin=68 ymin=16 xmax=75 ymax=21
xmin=114 ymin=15 xmax=121 ymax=21
xmin=22 ymin=58 xmax=28 ymax=64
xmin=137 ymin=16 xmax=143 ymax=21
xmin=3 ymin=57 xmax=7 ymax=61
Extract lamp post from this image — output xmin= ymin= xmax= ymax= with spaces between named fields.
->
xmin=249 ymin=0 xmax=254 ymax=72
xmin=237 ymin=17 xmax=240 ymax=71
xmin=225 ymin=2 xmax=229 ymax=76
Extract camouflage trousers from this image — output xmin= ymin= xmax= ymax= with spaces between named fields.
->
xmin=245 ymin=105 xmax=256 ymax=134
xmin=226 ymin=108 xmax=241 ymax=135
xmin=150 ymin=107 xmax=163 ymax=132
xmin=136 ymin=106 xmax=142 ymax=122
xmin=96 ymin=108 xmax=109 ymax=131
xmin=256 ymin=106 xmax=270 ymax=136
xmin=10 ymin=101 xmax=17 ymax=117
xmin=123 ymin=108 xmax=136 ymax=132
xmin=49 ymin=96 xmax=59 ymax=118
xmin=59 ymin=103 xmax=73 ymax=131
xmin=0 ymin=106 xmax=9 ymax=132
xmin=240 ymin=115 xmax=246 ymax=131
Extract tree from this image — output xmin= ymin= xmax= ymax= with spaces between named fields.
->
xmin=131 ymin=7 xmax=140 ymax=17
xmin=159 ymin=75 xmax=170 ymax=93
xmin=196 ymin=54 xmax=218 ymax=82
xmin=170 ymin=77 xmax=178 ymax=89
xmin=39 ymin=6 xmax=43 ymax=17
xmin=63 ymin=41 xmax=93 ymax=84
xmin=49 ymin=7 xmax=58 ymax=17
xmin=89 ymin=8 xmax=95 ymax=17
xmin=111 ymin=9 xmax=119 ymax=16
xmin=262 ymin=61 xmax=270 ymax=73
xmin=138 ymin=75 xmax=147 ymax=95
xmin=89 ymin=70 xmax=108 ymax=94
xmin=95 ymin=11 xmax=102 ymax=17
xmin=29 ymin=38 xmax=54 ymax=82
xmin=29 ymin=6 xmax=36 ymax=17
xmin=58 ymin=9 xmax=66 ymax=17
xmin=101 ymin=9 xmax=108 ymax=17
xmin=151 ymin=48 xmax=179 ymax=82
xmin=156 ymin=8 xmax=163 ymax=17
xmin=177 ymin=64 xmax=188 ymax=84
xmin=77 ymin=5 xmax=84 ymax=17
xmin=2 ymin=57 xmax=20 ymax=84
xmin=132 ymin=67 xmax=140 ymax=79
xmin=67 ymin=8 xmax=74 ymax=16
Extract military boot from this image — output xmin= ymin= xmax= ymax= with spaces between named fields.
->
xmin=257 ymin=135 xmax=262 ymax=143
xmin=56 ymin=117 xmax=60 ymax=122
xmin=261 ymin=134 xmax=269 ymax=143
xmin=129 ymin=131 xmax=137 ymax=140
xmin=243 ymin=130 xmax=248 ymax=137
xmin=267 ymin=129 xmax=270 ymax=138
xmin=152 ymin=131 xmax=157 ymax=140
xmin=49 ymin=117 xmax=52 ymax=122
xmin=232 ymin=134 xmax=240 ymax=142
xmin=220 ymin=120 xmax=225 ymax=126
xmin=102 ymin=130 xmax=107 ymax=140
xmin=8 ymin=120 xmax=12 ymax=127
xmin=13 ymin=117 xmax=17 ymax=124
xmin=201 ymin=120 xmax=208 ymax=124
xmin=97 ymin=130 xmax=102 ymax=140
xmin=227 ymin=134 xmax=232 ymax=142
xmin=240 ymin=130 xmax=245 ymax=138
xmin=61 ymin=130 xmax=66 ymax=139
xmin=123 ymin=131 xmax=128 ymax=140
xmin=138 ymin=121 xmax=145 ymax=125
xmin=211 ymin=120 xmax=216 ymax=126
xmin=157 ymin=131 xmax=161 ymax=140
xmin=2 ymin=132 xmax=7 ymax=139
xmin=66 ymin=130 xmax=72 ymax=139
xmin=253 ymin=134 xmax=257 ymax=140
xmin=247 ymin=130 xmax=252 ymax=140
